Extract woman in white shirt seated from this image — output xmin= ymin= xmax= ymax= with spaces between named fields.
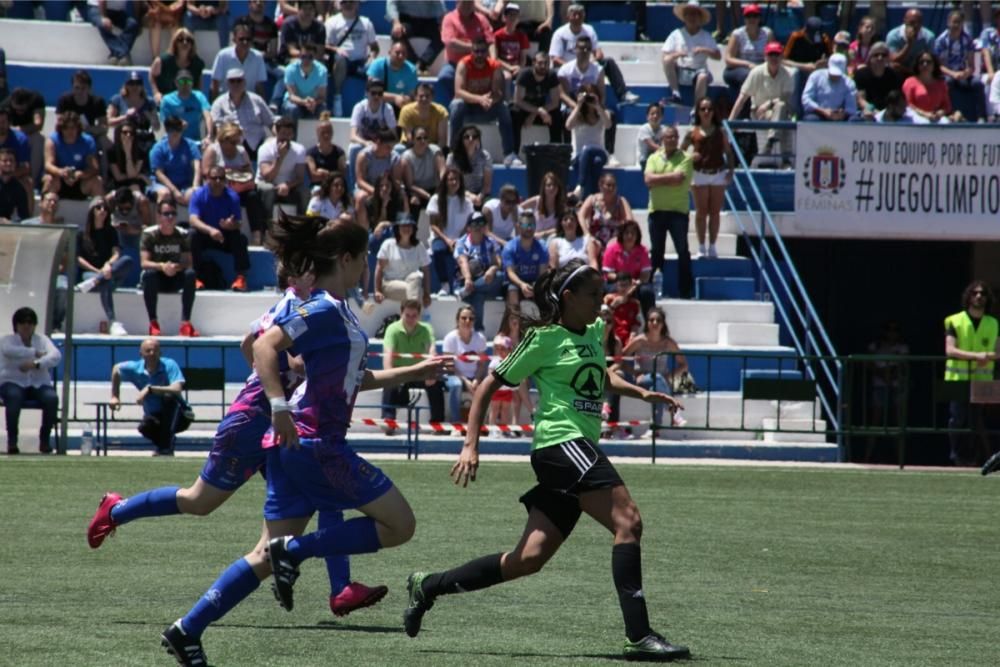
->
xmin=442 ymin=304 xmax=488 ymax=422
xmin=306 ymin=172 xmax=354 ymax=222
xmin=373 ymin=215 xmax=432 ymax=308
xmin=547 ymin=210 xmax=592 ymax=270
xmin=0 ymin=307 xmax=62 ymax=454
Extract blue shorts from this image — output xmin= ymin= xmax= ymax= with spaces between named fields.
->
xmin=263 ymin=439 xmax=393 ymax=520
xmin=199 ymin=410 xmax=271 ymax=492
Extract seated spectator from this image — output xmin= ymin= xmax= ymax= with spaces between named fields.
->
xmin=189 ymin=165 xmax=250 ymax=291
xmin=548 ymin=209 xmax=590 ymax=270
xmin=557 ymin=35 xmax=620 ymax=161
xmin=374 ymin=218 xmax=431 ymax=306
xmin=876 ymin=89 xmax=925 ymax=123
xmin=306 ymin=113 xmax=347 ymax=184
xmin=602 ymin=220 xmax=654 ymax=317
xmin=87 ymin=0 xmax=140 ymax=66
xmin=723 ymin=4 xmax=774 ymax=99
xmin=854 ymin=42 xmax=904 ymax=120
xmin=56 ymin=70 xmax=110 ymax=165
xmin=0 ymin=148 xmax=29 ymax=222
xmin=325 ymin=0 xmax=377 ymax=116
xmin=282 ymin=42 xmax=328 ymax=120
xmin=142 ymin=1 xmax=186 ymax=60
xmin=783 ymin=16 xmax=832 ymax=116
xmin=75 ymin=198 xmax=134 ymax=336
xmin=887 ymin=8 xmax=935 ymax=76
xmin=903 ymin=53 xmax=964 ymax=123
xmin=455 ymin=211 xmax=503 ymax=331
xmin=387 ymin=0 xmax=446 ymax=74
xmin=492 ymin=3 xmax=531 ymax=88
xmin=637 ymin=103 xmax=667 ymax=172
xmin=600 ymin=302 xmax=627 ymax=436
xmin=109 ymin=186 xmax=152 ymax=249
xmin=428 ymin=167 xmax=474 ymax=296
xmin=276 ymin=0 xmax=326 ymax=66
xmin=150 ymin=28 xmax=205 ymax=107
xmin=662 ymin=1 xmax=722 ymax=105
xmin=2 ymin=87 xmax=45 ymax=185
xmin=849 ymin=15 xmax=878 ymax=75
xmin=935 ymin=10 xmax=987 ymax=122
xmin=507 ymin=0 xmax=555 ymax=54
xmin=511 ymin=51 xmax=563 ymax=155
xmin=201 ymin=122 xmax=267 ymax=244
xmin=548 ymin=3 xmax=637 ymax=104
xmin=729 ymin=42 xmax=794 ymax=157
xmin=209 ymin=67 xmax=274 ymax=160
xmin=622 ymin=307 xmax=690 ymax=434
xmin=0 ymin=107 xmax=32 ymax=209
xmin=443 ymin=304 xmax=488 ymax=421
xmin=603 ymin=272 xmax=642 ymax=349
xmin=991 ymin=70 xmax=1000 ymax=121
xmin=980 ymin=8 xmax=1000 ymax=90
xmin=110 ymin=338 xmax=188 ymax=456
xmin=354 ymin=128 xmax=402 ymax=213
xmin=567 ymin=84 xmax=612 ymax=199
xmin=580 ymin=172 xmax=632 ymax=269
xmin=502 ymin=210 xmax=548 ymax=310
xmin=107 ymin=72 xmax=159 ymax=156
xmin=348 ymin=79 xmax=398 ymax=184
xmin=401 ymin=125 xmax=445 ymax=214
xmin=368 ymin=39 xmax=418 ymax=116
xmin=398 ymin=83 xmax=449 ymax=149
xmin=449 ymin=37 xmax=521 ymax=168
xmin=184 ymin=0 xmax=230 ymax=51
xmin=107 ymin=121 xmax=153 ymax=215
xmin=160 ymin=69 xmax=212 ymax=143
xmin=496 ymin=307 xmax=533 ymax=425
xmin=482 ymin=184 xmax=522 ymax=243
xmin=446 ymin=125 xmax=493 ymax=209
xmin=140 ymin=199 xmax=199 ymax=337
xmin=801 ymin=53 xmax=858 ymax=121
xmin=243 ymin=0 xmax=281 ymax=93
xmin=256 ymin=115 xmax=309 ymax=214
xmin=362 ymin=172 xmax=409 ymax=260
xmin=486 ymin=333 xmax=516 ymax=430
xmin=150 ymin=116 xmax=201 ymax=204
xmin=438 ymin=0 xmax=496 ymax=104
xmin=379 ymin=298 xmax=444 ymax=432
xmin=20 ymin=193 xmax=70 ymax=331
xmin=521 ymin=170 xmax=567 ymax=237
xmin=0 ymin=307 xmax=60 ymax=454
xmin=210 ymin=23 xmax=268 ymax=99
xmin=307 ymin=171 xmax=354 ymax=221
xmin=0 ymin=47 xmax=7 ymax=101
xmin=43 ymin=111 xmax=103 ymax=200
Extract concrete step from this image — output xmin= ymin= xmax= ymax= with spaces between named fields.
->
xmin=761 ymin=418 xmax=828 ymax=442
xmin=696 ymin=277 xmax=756 ymax=301
xmin=718 ymin=322 xmax=780 ymax=347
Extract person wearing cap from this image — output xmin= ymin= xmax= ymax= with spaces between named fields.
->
xmin=107 ymin=73 xmax=160 ymax=156
xmin=159 ymin=69 xmax=212 ymax=144
xmin=729 ymin=41 xmax=794 ymax=156
xmin=454 ymin=211 xmax=503 ymax=332
xmin=86 ymin=0 xmax=140 ymax=66
xmin=209 ymin=67 xmax=274 ymax=159
xmin=348 ymin=78 xmax=398 ymax=186
xmin=935 ymin=9 xmax=987 ymax=122
xmin=662 ymin=1 xmax=720 ymax=106
xmin=379 ymin=298 xmax=445 ymax=434
xmin=282 ymin=42 xmax=328 ymax=121
xmin=784 ymin=16 xmax=832 ymax=116
xmin=886 ymin=8 xmax=936 ymax=76
xmin=801 ymin=52 xmax=857 ymax=121
xmin=210 ymin=22 xmax=267 ymax=99
xmin=501 ymin=210 xmax=548 ymax=311
xmin=854 ymin=41 xmax=903 ymax=120
xmin=150 ymin=116 xmax=202 ymax=205
xmin=492 ymin=3 xmax=531 ymax=86
xmin=255 ymin=115 xmax=309 ymax=214
xmin=722 ymin=4 xmax=775 ymax=100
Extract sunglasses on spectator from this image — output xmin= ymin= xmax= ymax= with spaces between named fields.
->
xmin=472 ymin=48 xmax=488 ymax=55
xmin=209 ymin=175 xmax=226 ymax=181
xmin=93 ymin=203 xmax=107 ymax=211
xmin=178 ymin=37 xmax=193 ymax=44
xmin=648 ymin=317 xmax=663 ymax=322
xmin=973 ymin=289 xmax=986 ymax=295
xmin=121 ymin=129 xmax=134 ymax=136
xmin=160 ymin=210 xmax=177 ymax=217
xmin=228 ymin=78 xmax=245 ymax=84
xmin=301 ymin=53 xmax=314 ymax=60
xmin=177 ymin=77 xmax=194 ymax=85
xmin=414 ymin=135 xmax=428 ymax=141
xmin=503 ymin=198 xmax=519 ymax=205
xmin=463 ymin=134 xmax=479 ymax=141
xmin=870 ymin=52 xmax=887 ymax=59
xmin=699 ymin=106 xmax=713 ymax=112
xmin=237 ymin=37 xmax=251 ymax=43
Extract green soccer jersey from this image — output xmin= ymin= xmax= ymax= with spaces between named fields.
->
xmin=493 ymin=319 xmax=607 ymax=450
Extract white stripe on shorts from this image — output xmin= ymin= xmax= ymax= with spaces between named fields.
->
xmin=561 ymin=439 xmax=595 ymax=477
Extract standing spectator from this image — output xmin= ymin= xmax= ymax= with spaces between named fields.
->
xmin=140 ymin=199 xmax=199 ymax=337
xmin=380 ymin=299 xmax=445 ymax=433
xmin=854 ymin=42 xmax=904 ymax=119
xmin=354 ymin=128 xmax=402 ymax=214
xmin=150 ymin=116 xmax=202 ymax=204
xmin=325 ymin=0 xmax=377 ymax=117
xmin=567 ymin=83 xmax=612 ymax=200
xmin=644 ymin=125 xmax=694 ymax=299
xmin=87 ymin=0 xmax=140 ymax=66
xmin=401 ymin=125 xmax=445 ymax=214
xmin=848 ymin=15 xmax=878 ymax=75
xmin=159 ymin=70 xmax=213 ymax=143
xmin=43 ymin=111 xmax=104 ymax=200
xmin=446 ymin=125 xmax=493 ymax=208
xmin=75 ymin=198 xmax=134 ymax=336
xmin=522 ymin=171 xmax=567 ymax=238
xmin=0 ymin=149 xmax=29 ymax=222
xmin=0 ymin=307 xmax=60 ymax=454
xmin=980 ymin=8 xmax=1000 ymax=90
xmin=438 ymin=0 xmax=496 ymax=103
xmin=150 ymin=28 xmax=206 ymax=107
xmin=887 ymin=8 xmax=935 ymax=76
xmin=934 ymin=10 xmax=987 ymax=122
xmin=428 ymin=167 xmax=474 ymax=296
xmin=636 ymin=103 xmax=666 ymax=172
xmin=277 ymin=0 xmax=326 ymax=65
xmin=903 ymin=53 xmax=963 ymax=123
xmin=548 ymin=3 xmax=637 ymax=103
xmin=449 ymin=37 xmax=521 ymax=167
xmin=398 ymin=83 xmax=449 ymax=148
xmin=242 ymin=0 xmax=281 ymax=94
xmin=211 ymin=22 xmax=268 ymax=99
xmin=547 ymin=208 xmax=589 ymax=270
xmin=255 ymin=115 xmax=309 ymax=214
xmin=729 ymin=42 xmax=794 ymax=157
xmin=2 ymin=87 xmax=45 ymax=185
xmin=387 ymin=0 xmax=447 ymax=74
xmin=348 ymin=79 xmax=397 ymax=185
xmin=56 ymin=70 xmax=110 ymax=160
xmin=184 ymin=0 xmax=230 ymax=51
xmin=374 ymin=218 xmax=432 ymax=306
xmin=111 ymin=338 xmax=188 ymax=456
xmin=442 ymin=304 xmax=488 ymax=421
xmin=307 ymin=171 xmax=353 ymax=221
xmin=662 ymin=1 xmax=721 ymax=106
xmin=209 ymin=67 xmax=274 ymax=159
xmin=142 ymin=1 xmax=185 ymax=60
xmin=801 ymin=53 xmax=858 ymax=121
xmin=722 ymin=4 xmax=774 ymax=100
xmin=482 ymin=184 xmax=522 ymax=243
xmin=107 ymin=72 xmax=160 ymax=156
xmin=682 ymin=98 xmax=734 ymax=259
xmin=511 ymin=50 xmax=562 ymax=155
xmin=0 ymin=108 xmax=32 ymax=208
xmin=367 ymin=39 xmax=419 ymax=116
xmin=188 ymin=165 xmax=249 ymax=291
xmin=784 ymin=16 xmax=832 ymax=116
xmin=282 ymin=42 xmax=328 ymax=120
xmin=305 ymin=112 xmax=347 ymax=184
xmin=944 ymin=280 xmax=999 ymax=466
xmin=602 ymin=220 xmax=654 ymax=317
xmin=455 ymin=211 xmax=504 ymax=331
xmin=492 ymin=3 xmax=531 ymax=88
xmin=501 ymin=210 xmax=548 ymax=310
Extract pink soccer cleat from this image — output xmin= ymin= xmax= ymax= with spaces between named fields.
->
xmin=329 ymin=582 xmax=389 ymax=617
xmin=87 ymin=492 xmax=122 ymax=549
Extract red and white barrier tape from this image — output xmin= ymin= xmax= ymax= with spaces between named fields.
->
xmin=355 ymin=418 xmax=649 ymax=433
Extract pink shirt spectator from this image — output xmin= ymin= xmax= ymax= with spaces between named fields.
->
xmin=902 ymin=75 xmax=952 ymax=114
xmin=602 ymin=239 xmax=652 ymax=279
xmin=442 ymin=9 xmax=495 ymax=65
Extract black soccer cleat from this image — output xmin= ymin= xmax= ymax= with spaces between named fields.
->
xmin=267 ymin=536 xmax=300 ymax=611
xmin=403 ymin=571 xmax=435 ymax=638
xmin=982 ymin=450 xmax=1000 ymax=476
xmin=161 ymin=620 xmax=208 ymax=667
xmin=623 ymin=631 xmax=691 ymax=662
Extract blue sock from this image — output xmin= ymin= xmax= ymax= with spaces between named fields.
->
xmin=286 ymin=517 xmax=381 ymax=562
xmin=318 ymin=511 xmax=351 ymax=596
xmin=181 ymin=558 xmax=261 ymax=638
xmin=110 ymin=486 xmax=181 ymax=526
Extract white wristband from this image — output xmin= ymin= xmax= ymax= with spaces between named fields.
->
xmin=269 ymin=397 xmax=290 ymax=413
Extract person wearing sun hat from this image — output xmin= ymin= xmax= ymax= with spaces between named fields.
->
xmin=661 ymin=0 xmax=720 ymax=105
xmin=801 ymin=52 xmax=858 ymax=121
xmin=723 ymin=3 xmax=775 ymax=98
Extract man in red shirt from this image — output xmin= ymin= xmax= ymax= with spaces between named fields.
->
xmin=438 ymin=0 xmax=495 ymax=104
xmin=492 ymin=3 xmax=531 ymax=87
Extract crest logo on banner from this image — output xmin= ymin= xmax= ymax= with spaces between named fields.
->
xmin=803 ymin=147 xmax=846 ymax=194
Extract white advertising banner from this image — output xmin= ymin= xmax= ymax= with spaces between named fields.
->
xmin=793 ymin=124 xmax=1000 ymax=240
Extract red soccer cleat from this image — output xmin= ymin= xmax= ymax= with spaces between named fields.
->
xmin=148 ymin=320 xmax=161 ymax=336
xmin=179 ymin=321 xmax=200 ymax=337
xmin=329 ymin=582 xmax=389 ymax=617
xmin=87 ymin=492 xmax=122 ymax=549
xmin=231 ymin=275 xmax=247 ymax=292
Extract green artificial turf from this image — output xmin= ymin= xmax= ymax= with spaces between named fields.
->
xmin=2 ymin=458 xmax=998 ymax=666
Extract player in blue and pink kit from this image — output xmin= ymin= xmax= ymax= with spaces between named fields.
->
xmin=87 ymin=269 xmax=388 ymax=618
xmin=158 ymin=214 xmax=452 ymax=666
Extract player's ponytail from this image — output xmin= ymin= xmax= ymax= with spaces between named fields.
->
xmin=268 ymin=210 xmax=367 ymax=279
xmin=522 ymin=259 xmax=597 ymax=331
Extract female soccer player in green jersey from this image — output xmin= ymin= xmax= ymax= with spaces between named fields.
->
xmin=403 ymin=258 xmax=691 ymax=662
